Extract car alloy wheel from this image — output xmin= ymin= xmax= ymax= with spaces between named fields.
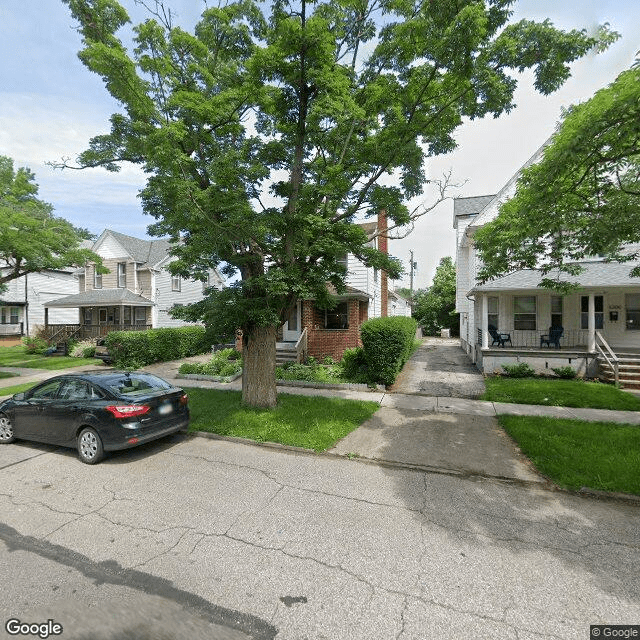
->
xmin=0 ymin=414 xmax=14 ymax=443
xmin=77 ymin=427 xmax=104 ymax=464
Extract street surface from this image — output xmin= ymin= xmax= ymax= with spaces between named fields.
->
xmin=0 ymin=433 xmax=638 ymax=639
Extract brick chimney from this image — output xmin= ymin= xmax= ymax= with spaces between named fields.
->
xmin=378 ymin=210 xmax=388 ymax=317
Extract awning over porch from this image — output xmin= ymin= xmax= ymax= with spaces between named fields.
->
xmin=45 ymin=289 xmax=154 ymax=308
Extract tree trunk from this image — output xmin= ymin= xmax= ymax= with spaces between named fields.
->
xmin=242 ymin=324 xmax=277 ymax=408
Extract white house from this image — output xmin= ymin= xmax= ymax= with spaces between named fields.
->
xmin=45 ymin=230 xmax=224 ymax=339
xmin=0 ymin=269 xmax=80 ymax=342
xmin=454 ymin=143 xmax=640 ymax=383
xmin=388 ymin=289 xmax=412 ymax=317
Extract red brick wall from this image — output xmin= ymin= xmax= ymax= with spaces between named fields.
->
xmin=303 ymin=299 xmax=364 ymax=361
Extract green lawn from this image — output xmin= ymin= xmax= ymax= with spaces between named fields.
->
xmin=0 ymin=372 xmax=18 ymax=380
xmin=185 ymin=388 xmax=379 ymax=451
xmin=0 ymin=381 xmax=39 ymax=397
xmin=0 ymin=345 xmax=97 ymax=370
xmin=482 ymin=376 xmax=640 ymax=411
xmin=500 ymin=415 xmax=640 ymax=495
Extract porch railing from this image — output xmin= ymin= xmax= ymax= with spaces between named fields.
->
xmin=481 ymin=329 xmax=589 ymax=349
xmin=295 ymin=327 xmax=308 ymax=363
xmin=42 ymin=323 xmax=153 ymax=341
xmin=595 ymin=330 xmax=619 ymax=385
xmin=0 ymin=323 xmax=24 ymax=336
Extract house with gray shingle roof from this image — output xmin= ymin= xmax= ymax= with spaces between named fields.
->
xmin=454 ymin=142 xmax=640 ymax=380
xmin=45 ymin=230 xmax=224 ymax=338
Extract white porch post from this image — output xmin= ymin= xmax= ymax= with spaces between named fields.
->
xmin=588 ymin=293 xmax=596 ymax=351
xmin=481 ymin=294 xmax=489 ymax=349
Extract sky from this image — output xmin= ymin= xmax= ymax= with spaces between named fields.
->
xmin=1 ymin=1 xmax=639 ymax=291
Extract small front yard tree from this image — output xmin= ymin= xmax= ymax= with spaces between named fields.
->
xmin=0 ymin=155 xmax=102 ymax=292
xmin=61 ymin=0 xmax=611 ymax=406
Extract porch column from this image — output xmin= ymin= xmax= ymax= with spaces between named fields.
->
xmin=481 ymin=294 xmax=489 ymax=349
xmin=588 ymin=293 xmax=596 ymax=352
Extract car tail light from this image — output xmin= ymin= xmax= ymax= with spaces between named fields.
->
xmin=105 ymin=405 xmax=150 ymax=419
xmin=179 ymin=394 xmax=188 ymax=406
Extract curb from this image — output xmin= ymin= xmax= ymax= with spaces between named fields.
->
xmin=185 ymin=430 xmax=640 ymax=505
xmin=275 ymin=379 xmax=385 ymax=392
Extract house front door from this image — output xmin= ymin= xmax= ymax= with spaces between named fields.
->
xmin=282 ymin=302 xmax=301 ymax=342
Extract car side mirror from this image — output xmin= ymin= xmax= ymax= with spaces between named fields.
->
xmin=13 ymin=392 xmax=25 ymax=401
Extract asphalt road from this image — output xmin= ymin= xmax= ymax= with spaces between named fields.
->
xmin=0 ymin=434 xmax=639 ymax=640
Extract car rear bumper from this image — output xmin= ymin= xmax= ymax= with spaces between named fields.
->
xmin=103 ymin=419 xmax=189 ymax=451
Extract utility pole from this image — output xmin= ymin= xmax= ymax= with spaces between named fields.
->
xmin=409 ymin=250 xmax=416 ymax=296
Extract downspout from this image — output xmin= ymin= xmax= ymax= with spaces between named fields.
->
xmin=24 ymin=274 xmax=29 ymax=336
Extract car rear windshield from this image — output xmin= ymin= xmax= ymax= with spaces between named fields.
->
xmin=101 ymin=373 xmax=173 ymax=397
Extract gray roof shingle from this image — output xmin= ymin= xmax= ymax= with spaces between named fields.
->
xmin=474 ymin=261 xmax=640 ymax=292
xmin=45 ymin=289 xmax=154 ymax=308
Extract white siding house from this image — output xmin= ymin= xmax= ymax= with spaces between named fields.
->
xmin=45 ymin=230 xmax=224 ymax=338
xmin=454 ymin=142 xmax=640 ymax=380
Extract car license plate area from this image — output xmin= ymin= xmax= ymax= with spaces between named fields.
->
xmin=158 ymin=403 xmax=173 ymax=416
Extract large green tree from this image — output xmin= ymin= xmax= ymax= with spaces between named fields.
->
xmin=0 ymin=155 xmax=103 ymax=291
xmin=61 ymin=0 xmax=610 ymax=406
xmin=413 ymin=256 xmax=458 ymax=335
xmin=476 ymin=63 xmax=640 ymax=291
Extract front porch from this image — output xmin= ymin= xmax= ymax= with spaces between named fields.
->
xmin=40 ymin=323 xmax=153 ymax=344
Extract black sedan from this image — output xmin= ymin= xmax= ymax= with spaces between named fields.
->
xmin=0 ymin=371 xmax=189 ymax=464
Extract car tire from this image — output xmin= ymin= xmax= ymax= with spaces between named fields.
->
xmin=0 ymin=413 xmax=15 ymax=444
xmin=77 ymin=427 xmax=104 ymax=464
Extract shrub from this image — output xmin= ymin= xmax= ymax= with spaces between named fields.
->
xmin=70 ymin=340 xmax=96 ymax=358
xmin=502 ymin=362 xmax=535 ymax=378
xmin=323 ymin=355 xmax=336 ymax=365
xmin=178 ymin=348 xmax=243 ymax=378
xmin=360 ymin=316 xmax=418 ymax=386
xmin=340 ymin=347 xmax=369 ymax=382
xmin=22 ymin=336 xmax=49 ymax=354
xmin=105 ymin=326 xmax=210 ymax=369
xmin=552 ymin=366 xmax=577 ymax=379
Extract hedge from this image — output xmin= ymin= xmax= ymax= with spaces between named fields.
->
xmin=104 ymin=326 xmax=210 ymax=369
xmin=360 ymin=316 xmax=418 ymax=386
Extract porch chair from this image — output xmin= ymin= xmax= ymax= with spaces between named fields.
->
xmin=540 ymin=326 xmax=563 ymax=349
xmin=488 ymin=325 xmax=512 ymax=347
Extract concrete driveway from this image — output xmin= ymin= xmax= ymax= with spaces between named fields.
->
xmin=390 ymin=337 xmax=485 ymax=398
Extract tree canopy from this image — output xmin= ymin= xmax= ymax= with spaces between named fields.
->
xmin=61 ymin=0 xmax=610 ymax=405
xmin=475 ymin=64 xmax=640 ymax=291
xmin=0 ymin=155 xmax=103 ymax=291
xmin=413 ymin=256 xmax=458 ymax=335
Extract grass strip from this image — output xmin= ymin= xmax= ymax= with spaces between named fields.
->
xmin=0 ymin=382 xmax=39 ymax=397
xmin=185 ymin=388 xmax=379 ymax=452
xmin=499 ymin=415 xmax=640 ymax=495
xmin=483 ymin=377 xmax=640 ymax=411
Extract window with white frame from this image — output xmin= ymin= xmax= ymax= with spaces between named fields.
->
xmin=171 ymin=274 xmax=181 ymax=292
xmin=10 ymin=307 xmax=19 ymax=324
xmin=94 ymin=268 xmax=102 ymax=289
xmin=551 ymin=296 xmax=563 ymax=328
xmin=626 ymin=294 xmax=640 ymax=330
xmin=514 ymin=296 xmax=536 ymax=330
xmin=117 ymin=262 xmax=127 ymax=288
xmin=487 ymin=296 xmax=498 ymax=329
xmin=581 ymin=295 xmax=604 ymax=330
xmin=135 ymin=307 xmax=147 ymax=325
